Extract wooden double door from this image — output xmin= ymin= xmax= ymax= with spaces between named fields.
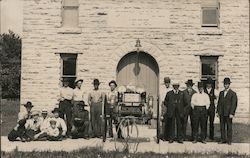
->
xmin=116 ymin=51 xmax=159 ymax=114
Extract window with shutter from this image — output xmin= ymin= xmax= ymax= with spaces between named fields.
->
xmin=62 ymin=0 xmax=79 ymax=28
xmin=201 ymin=0 xmax=219 ymax=27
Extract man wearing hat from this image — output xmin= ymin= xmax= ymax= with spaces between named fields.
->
xmin=40 ymin=109 xmax=50 ymax=132
xmin=51 ymin=108 xmax=67 ymax=138
xmin=71 ymin=101 xmax=90 ymax=139
xmin=183 ymin=79 xmax=196 ymax=141
xmin=204 ymin=77 xmax=219 ymax=140
xmin=161 ymin=77 xmax=172 ymax=140
xmin=88 ymin=79 xmax=105 ymax=138
xmin=217 ymin=77 xmax=237 ymax=145
xmin=23 ymin=110 xmax=43 ymax=141
xmin=59 ymin=78 xmax=73 ymax=137
xmin=105 ymin=80 xmax=118 ymax=138
xmin=191 ymin=82 xmax=210 ymax=144
xmin=164 ymin=80 xmax=185 ymax=143
xmin=8 ymin=101 xmax=34 ymax=141
xmin=73 ymin=78 xmax=86 ymax=112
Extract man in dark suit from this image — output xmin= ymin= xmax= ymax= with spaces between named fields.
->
xmin=204 ymin=77 xmax=219 ymax=140
xmin=217 ymin=77 xmax=238 ymax=145
xmin=164 ymin=80 xmax=184 ymax=143
xmin=183 ymin=79 xmax=196 ymax=141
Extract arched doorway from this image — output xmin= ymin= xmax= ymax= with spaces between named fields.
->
xmin=116 ymin=51 xmax=159 ymax=114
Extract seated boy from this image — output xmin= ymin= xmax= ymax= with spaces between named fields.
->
xmin=34 ymin=119 xmax=60 ymax=141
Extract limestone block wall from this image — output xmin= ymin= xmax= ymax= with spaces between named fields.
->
xmin=21 ymin=0 xmax=249 ymax=122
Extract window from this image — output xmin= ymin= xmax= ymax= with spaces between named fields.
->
xmin=62 ymin=0 xmax=79 ymax=27
xmin=60 ymin=53 xmax=77 ymax=88
xmin=200 ymin=56 xmax=218 ymax=88
xmin=201 ymin=0 xmax=219 ymax=27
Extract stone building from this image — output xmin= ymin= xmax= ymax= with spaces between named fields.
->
xmin=21 ymin=0 xmax=249 ymax=122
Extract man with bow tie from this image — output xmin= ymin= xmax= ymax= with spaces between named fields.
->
xmin=164 ymin=80 xmax=185 ymax=143
xmin=217 ymin=77 xmax=238 ymax=145
xmin=204 ymin=77 xmax=219 ymax=140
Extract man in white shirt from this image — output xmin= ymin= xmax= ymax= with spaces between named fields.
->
xmin=191 ymin=82 xmax=210 ymax=144
xmin=58 ymin=78 xmax=73 ymax=137
xmin=73 ymin=78 xmax=85 ymax=111
xmin=23 ymin=111 xmax=43 ymax=141
xmin=51 ymin=108 xmax=67 ymax=138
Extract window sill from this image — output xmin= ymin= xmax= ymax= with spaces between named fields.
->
xmin=57 ymin=27 xmax=82 ymax=34
xmin=197 ymin=28 xmax=223 ymax=35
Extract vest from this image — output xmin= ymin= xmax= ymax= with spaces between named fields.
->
xmin=204 ymin=88 xmax=216 ymax=106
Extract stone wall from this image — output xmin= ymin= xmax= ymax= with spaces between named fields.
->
xmin=21 ymin=0 xmax=249 ymax=122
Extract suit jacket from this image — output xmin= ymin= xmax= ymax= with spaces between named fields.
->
xmin=183 ymin=88 xmax=197 ymax=108
xmin=217 ymin=89 xmax=237 ymax=116
xmin=164 ymin=90 xmax=185 ymax=118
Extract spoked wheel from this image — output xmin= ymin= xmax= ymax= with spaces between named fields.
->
xmin=156 ymin=96 xmax=160 ymax=144
xmin=114 ymin=117 xmax=139 ymax=153
xmin=102 ymin=104 xmax=107 ymax=142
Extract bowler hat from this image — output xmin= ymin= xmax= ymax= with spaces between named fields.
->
xmin=78 ymin=101 xmax=87 ymax=106
xmin=206 ymin=77 xmax=213 ymax=84
xmin=52 ymin=108 xmax=61 ymax=114
xmin=223 ymin=77 xmax=231 ymax=84
xmin=109 ymin=80 xmax=117 ymax=87
xmin=185 ymin=79 xmax=194 ymax=86
xmin=164 ymin=77 xmax=171 ymax=83
xmin=197 ymin=82 xmax=204 ymax=88
xmin=93 ymin=79 xmax=100 ymax=85
xmin=24 ymin=101 xmax=33 ymax=108
xmin=75 ymin=78 xmax=83 ymax=84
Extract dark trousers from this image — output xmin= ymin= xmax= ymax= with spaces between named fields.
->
xmin=163 ymin=114 xmax=171 ymax=140
xmin=220 ymin=116 xmax=232 ymax=143
xmin=105 ymin=104 xmax=114 ymax=137
xmin=59 ymin=99 xmax=72 ymax=136
xmin=183 ymin=106 xmax=193 ymax=140
xmin=8 ymin=119 xmax=27 ymax=141
xmin=90 ymin=102 xmax=103 ymax=137
xmin=206 ymin=105 xmax=215 ymax=139
xmin=192 ymin=106 xmax=207 ymax=141
xmin=24 ymin=129 xmax=40 ymax=140
xmin=37 ymin=132 xmax=62 ymax=141
xmin=72 ymin=120 xmax=90 ymax=138
xmin=167 ymin=108 xmax=184 ymax=141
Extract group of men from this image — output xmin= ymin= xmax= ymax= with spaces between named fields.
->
xmin=8 ymin=76 xmax=237 ymax=145
xmin=8 ymin=78 xmax=118 ymax=141
xmin=8 ymin=102 xmax=67 ymax=141
xmin=162 ymin=77 xmax=238 ymax=145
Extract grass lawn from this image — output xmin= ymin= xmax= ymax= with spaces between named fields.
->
xmin=1 ymin=147 xmax=249 ymax=158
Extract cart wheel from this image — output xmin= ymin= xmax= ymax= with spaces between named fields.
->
xmin=114 ymin=117 xmax=139 ymax=153
xmin=156 ymin=96 xmax=160 ymax=144
xmin=102 ymin=105 xmax=107 ymax=142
